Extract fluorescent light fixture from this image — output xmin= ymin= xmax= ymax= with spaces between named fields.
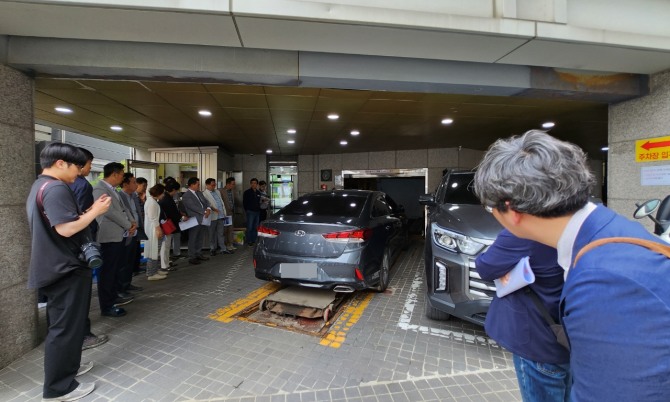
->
xmin=328 ymin=114 xmax=339 ymax=120
xmin=198 ymin=110 xmax=212 ymax=117
xmin=287 ymin=140 xmax=295 ymax=144
xmin=287 ymin=129 xmax=296 ymax=134
xmin=110 ymin=125 xmax=123 ymax=132
xmin=601 ymin=147 xmax=609 ymax=151
xmin=542 ymin=122 xmax=555 ymax=129
xmin=266 ymin=149 xmax=273 ymax=154
xmin=350 ymin=130 xmax=360 ymax=136
xmin=340 ymin=140 xmax=348 ymax=145
xmin=441 ymin=118 xmax=454 ymax=125
xmin=54 ymin=107 xmax=73 ymax=114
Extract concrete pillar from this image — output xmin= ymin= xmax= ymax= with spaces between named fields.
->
xmin=0 ymin=64 xmax=38 ymax=369
xmin=609 ymin=69 xmax=670 ymax=230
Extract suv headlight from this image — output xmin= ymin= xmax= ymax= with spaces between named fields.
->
xmin=431 ymin=223 xmax=486 ymax=255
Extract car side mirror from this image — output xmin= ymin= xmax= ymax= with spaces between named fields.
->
xmin=419 ymin=193 xmax=436 ymax=207
xmin=634 ymin=199 xmax=660 ymax=219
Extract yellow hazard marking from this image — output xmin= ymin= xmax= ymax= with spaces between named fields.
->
xmin=319 ymin=291 xmax=374 ymax=349
xmin=208 ymin=282 xmax=281 ymax=323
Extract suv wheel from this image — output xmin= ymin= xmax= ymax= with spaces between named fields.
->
xmin=425 ymin=298 xmax=451 ymax=321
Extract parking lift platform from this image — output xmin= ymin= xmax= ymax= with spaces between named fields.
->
xmin=0 ymin=241 xmax=522 ymax=401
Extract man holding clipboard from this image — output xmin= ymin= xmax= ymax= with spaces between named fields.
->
xmin=181 ymin=177 xmax=211 ymax=265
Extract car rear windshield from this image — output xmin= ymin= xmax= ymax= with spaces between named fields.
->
xmin=280 ymin=194 xmax=367 ymax=217
xmin=442 ymin=173 xmax=480 ymax=205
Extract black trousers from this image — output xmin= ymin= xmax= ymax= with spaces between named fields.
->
xmin=98 ymin=241 xmax=126 ymax=311
xmin=116 ymin=239 xmax=138 ymax=292
xmin=187 ymin=225 xmax=206 ymax=259
xmin=41 ymin=270 xmax=91 ymax=398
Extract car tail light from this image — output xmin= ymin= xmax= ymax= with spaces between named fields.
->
xmin=253 ymin=258 xmax=257 ymax=269
xmin=354 ymin=268 xmax=364 ymax=281
xmin=322 ymin=228 xmax=373 ymax=243
xmin=257 ymin=225 xmax=279 ymax=238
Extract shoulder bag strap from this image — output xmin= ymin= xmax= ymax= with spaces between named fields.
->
xmin=574 ymin=237 xmax=670 ymax=268
xmin=36 ymin=180 xmax=57 ymax=224
xmin=525 ymin=287 xmax=558 ymax=326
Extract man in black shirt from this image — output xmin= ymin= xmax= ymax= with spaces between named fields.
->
xmin=27 ymin=143 xmax=111 ymax=401
xmin=243 ymin=178 xmax=261 ymax=246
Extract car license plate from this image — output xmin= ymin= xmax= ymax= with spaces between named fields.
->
xmin=280 ymin=263 xmax=318 ymax=279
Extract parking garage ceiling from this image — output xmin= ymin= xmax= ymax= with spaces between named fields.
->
xmin=35 ymin=78 xmax=610 ymax=157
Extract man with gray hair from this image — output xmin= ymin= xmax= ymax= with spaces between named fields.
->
xmin=474 ymin=130 xmax=670 ymax=401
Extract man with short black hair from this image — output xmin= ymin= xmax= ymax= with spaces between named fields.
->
xmin=93 ymin=162 xmax=136 ymax=317
xmin=181 ymin=177 xmax=211 ymax=264
xmin=27 ymin=142 xmax=111 ymax=401
xmin=118 ymin=172 xmax=144 ymax=294
xmin=243 ymin=178 xmax=261 ymax=246
xmin=68 ymin=147 xmax=109 ymax=351
xmin=219 ymin=177 xmax=237 ymax=251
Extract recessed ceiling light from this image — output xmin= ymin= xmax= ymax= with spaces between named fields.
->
xmin=266 ymin=149 xmax=273 ymax=154
xmin=198 ymin=110 xmax=212 ymax=117
xmin=287 ymin=140 xmax=295 ymax=144
xmin=601 ymin=147 xmax=609 ymax=151
xmin=350 ymin=130 xmax=360 ymax=136
xmin=328 ymin=114 xmax=339 ymax=120
xmin=340 ymin=140 xmax=348 ymax=145
xmin=54 ymin=107 xmax=73 ymax=114
xmin=110 ymin=125 xmax=123 ymax=132
xmin=287 ymin=129 xmax=296 ymax=134
xmin=542 ymin=122 xmax=555 ymax=129
xmin=441 ymin=118 xmax=454 ymax=125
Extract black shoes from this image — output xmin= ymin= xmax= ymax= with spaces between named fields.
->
xmin=210 ymin=250 xmax=217 ymax=256
xmin=82 ymin=334 xmax=109 ymax=350
xmin=101 ymin=307 xmax=126 ymax=317
xmin=219 ymin=248 xmax=233 ymax=255
xmin=197 ymin=255 xmax=209 ymax=261
xmin=112 ymin=295 xmax=134 ymax=307
xmin=117 ymin=292 xmax=133 ymax=299
xmin=126 ymin=284 xmax=143 ymax=291
xmin=188 ymin=258 xmax=201 ymax=265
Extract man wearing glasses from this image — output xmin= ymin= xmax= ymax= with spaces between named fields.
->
xmin=27 ymin=143 xmax=111 ymax=401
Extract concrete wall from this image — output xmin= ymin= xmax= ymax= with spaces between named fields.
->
xmin=609 ymin=69 xmax=670 ymax=232
xmin=0 ymin=65 xmax=38 ymax=368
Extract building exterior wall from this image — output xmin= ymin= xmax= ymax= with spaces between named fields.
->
xmin=609 ymin=68 xmax=670 ymax=231
xmin=0 ymin=65 xmax=38 ymax=368
xmin=150 ymin=147 xmax=220 ymax=189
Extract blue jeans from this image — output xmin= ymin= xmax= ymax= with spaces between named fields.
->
xmin=513 ymin=354 xmax=571 ymax=402
xmin=245 ymin=210 xmax=260 ymax=244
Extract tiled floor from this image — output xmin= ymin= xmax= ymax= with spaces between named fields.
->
xmin=0 ymin=240 xmax=521 ymax=401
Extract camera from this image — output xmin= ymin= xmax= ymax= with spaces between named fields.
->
xmin=80 ymin=241 xmax=103 ymax=269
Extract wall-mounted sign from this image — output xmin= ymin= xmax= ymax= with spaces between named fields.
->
xmin=641 ymin=165 xmax=670 ymax=186
xmin=636 ymin=135 xmax=670 ymax=162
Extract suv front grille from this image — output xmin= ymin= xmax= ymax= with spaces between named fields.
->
xmin=468 ymin=257 xmax=496 ymax=299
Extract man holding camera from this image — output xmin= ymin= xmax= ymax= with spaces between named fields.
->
xmin=27 ymin=143 xmax=111 ymax=401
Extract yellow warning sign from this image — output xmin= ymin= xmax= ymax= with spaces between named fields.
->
xmin=636 ymin=136 xmax=670 ymax=162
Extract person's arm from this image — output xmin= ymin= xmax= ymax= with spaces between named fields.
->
xmin=54 ymin=194 xmax=111 ymax=237
xmin=475 ymin=229 xmax=532 ymax=281
xmin=203 ymin=191 xmax=219 ymax=213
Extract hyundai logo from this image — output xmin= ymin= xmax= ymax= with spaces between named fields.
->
xmin=294 ymin=230 xmax=306 ymax=237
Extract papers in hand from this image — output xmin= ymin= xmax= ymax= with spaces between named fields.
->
xmin=494 ymin=256 xmax=535 ymax=298
xmin=223 ymin=215 xmax=233 ymax=226
xmin=178 ymin=217 xmax=198 ymax=231
xmin=201 ymin=214 xmax=212 ymax=227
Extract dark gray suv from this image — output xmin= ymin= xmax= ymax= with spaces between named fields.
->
xmin=419 ymin=170 xmax=502 ymax=325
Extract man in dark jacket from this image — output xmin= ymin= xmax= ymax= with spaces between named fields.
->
xmin=68 ymin=147 xmax=109 ymax=351
xmin=476 ymin=229 xmax=570 ymax=401
xmin=243 ymin=178 xmax=261 ymax=246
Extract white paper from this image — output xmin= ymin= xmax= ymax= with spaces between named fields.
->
xmin=178 ymin=217 xmax=198 ymax=231
xmin=494 ymin=256 xmax=535 ymax=298
xmin=201 ymin=214 xmax=212 ymax=227
xmin=223 ymin=215 xmax=233 ymax=226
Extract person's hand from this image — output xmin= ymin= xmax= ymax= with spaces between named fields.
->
xmin=212 ymin=208 xmax=219 ymax=213
xmin=129 ymin=222 xmax=137 ymax=235
xmin=156 ymin=227 xmax=164 ymax=239
xmin=498 ymin=271 xmax=511 ymax=286
xmin=91 ymin=194 xmax=111 ymax=216
xmin=204 ymin=210 xmax=211 ymax=218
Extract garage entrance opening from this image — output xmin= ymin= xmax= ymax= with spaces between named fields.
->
xmin=343 ymin=168 xmax=427 ymax=235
